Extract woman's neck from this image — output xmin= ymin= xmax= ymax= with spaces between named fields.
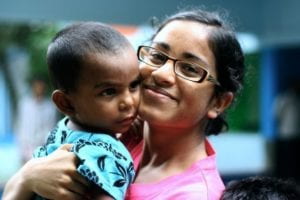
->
xmin=135 ymin=123 xmax=207 ymax=183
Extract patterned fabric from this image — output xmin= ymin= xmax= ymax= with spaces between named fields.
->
xmin=34 ymin=117 xmax=135 ymax=200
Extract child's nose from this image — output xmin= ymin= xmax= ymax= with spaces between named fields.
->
xmin=119 ymin=93 xmax=135 ymax=111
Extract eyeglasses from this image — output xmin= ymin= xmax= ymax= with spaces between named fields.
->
xmin=137 ymin=45 xmax=220 ymax=85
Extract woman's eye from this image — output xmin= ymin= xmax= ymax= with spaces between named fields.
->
xmin=183 ymin=65 xmax=198 ymax=73
xmin=149 ymin=52 xmax=166 ymax=64
xmin=100 ymin=88 xmax=117 ymax=96
xmin=179 ymin=63 xmax=200 ymax=75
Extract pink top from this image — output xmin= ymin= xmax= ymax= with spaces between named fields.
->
xmin=123 ymin=138 xmax=225 ymax=200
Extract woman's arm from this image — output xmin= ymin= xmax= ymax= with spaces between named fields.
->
xmin=2 ymin=160 xmax=35 ymax=200
xmin=2 ymin=144 xmax=90 ymax=200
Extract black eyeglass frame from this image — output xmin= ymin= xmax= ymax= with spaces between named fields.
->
xmin=137 ymin=45 xmax=220 ymax=86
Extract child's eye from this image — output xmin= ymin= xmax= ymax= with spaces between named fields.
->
xmin=130 ymin=79 xmax=141 ymax=90
xmin=100 ymin=88 xmax=117 ymax=96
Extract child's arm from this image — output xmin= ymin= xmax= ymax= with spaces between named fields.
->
xmin=87 ymin=190 xmax=114 ymax=200
xmin=87 ymin=184 xmax=114 ymax=200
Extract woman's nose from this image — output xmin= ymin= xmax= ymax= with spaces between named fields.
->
xmin=151 ymin=60 xmax=176 ymax=86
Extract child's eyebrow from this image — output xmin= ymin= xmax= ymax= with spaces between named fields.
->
xmin=133 ymin=74 xmax=142 ymax=81
xmin=94 ymin=74 xmax=141 ymax=89
xmin=94 ymin=82 xmax=120 ymax=89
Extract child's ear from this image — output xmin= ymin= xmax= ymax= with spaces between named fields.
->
xmin=207 ymin=92 xmax=234 ymax=119
xmin=52 ymin=90 xmax=75 ymax=116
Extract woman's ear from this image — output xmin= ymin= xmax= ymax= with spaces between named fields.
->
xmin=52 ymin=90 xmax=75 ymax=116
xmin=207 ymin=92 xmax=234 ymax=119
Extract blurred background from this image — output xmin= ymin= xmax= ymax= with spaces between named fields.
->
xmin=1 ymin=0 xmax=300 ymax=197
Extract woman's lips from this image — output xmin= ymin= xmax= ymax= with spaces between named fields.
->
xmin=143 ymin=84 xmax=177 ymax=101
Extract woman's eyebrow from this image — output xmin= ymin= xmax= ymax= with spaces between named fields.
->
xmin=152 ymin=41 xmax=209 ymax=66
xmin=182 ymin=52 xmax=209 ymax=66
xmin=151 ymin=42 xmax=170 ymax=51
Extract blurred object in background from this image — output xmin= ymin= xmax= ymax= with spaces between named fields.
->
xmin=273 ymin=78 xmax=300 ymax=183
xmin=0 ymin=22 xmax=58 ymax=195
xmin=14 ymin=76 xmax=57 ymax=164
xmin=0 ymin=70 xmax=12 ymax=139
xmin=274 ymin=79 xmax=300 ymax=139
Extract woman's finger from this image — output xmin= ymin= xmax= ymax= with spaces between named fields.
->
xmin=59 ymin=143 xmax=73 ymax=151
xmin=72 ymin=172 xmax=90 ymax=188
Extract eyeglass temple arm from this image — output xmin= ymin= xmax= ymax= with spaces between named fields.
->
xmin=207 ymin=75 xmax=221 ymax=86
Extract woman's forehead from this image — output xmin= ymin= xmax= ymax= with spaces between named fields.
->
xmin=153 ymin=20 xmax=213 ymax=48
xmin=152 ymin=20 xmax=216 ymax=70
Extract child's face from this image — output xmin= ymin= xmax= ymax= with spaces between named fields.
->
xmin=68 ymin=49 xmax=140 ymax=134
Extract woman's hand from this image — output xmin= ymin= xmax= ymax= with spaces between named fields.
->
xmin=119 ymin=116 xmax=144 ymax=144
xmin=3 ymin=144 xmax=90 ymax=200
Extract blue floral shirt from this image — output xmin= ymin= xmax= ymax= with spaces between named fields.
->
xmin=34 ymin=117 xmax=135 ymax=200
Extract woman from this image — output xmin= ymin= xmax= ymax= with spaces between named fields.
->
xmin=3 ymin=8 xmax=244 ymax=200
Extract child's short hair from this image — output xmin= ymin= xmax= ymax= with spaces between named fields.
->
xmin=47 ymin=22 xmax=131 ymax=92
xmin=221 ymin=176 xmax=300 ymax=200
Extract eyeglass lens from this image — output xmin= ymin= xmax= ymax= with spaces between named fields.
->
xmin=139 ymin=46 xmax=207 ymax=82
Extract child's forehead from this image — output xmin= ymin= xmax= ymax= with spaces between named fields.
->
xmin=79 ymin=50 xmax=139 ymax=84
xmin=83 ymin=52 xmax=111 ymax=62
xmin=85 ymin=47 xmax=135 ymax=63
xmin=83 ymin=51 xmax=137 ymax=70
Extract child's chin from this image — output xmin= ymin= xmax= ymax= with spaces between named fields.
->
xmin=116 ymin=126 xmax=130 ymax=134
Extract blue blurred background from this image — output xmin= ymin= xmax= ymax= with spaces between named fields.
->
xmin=1 ymin=0 xmax=300 ymax=198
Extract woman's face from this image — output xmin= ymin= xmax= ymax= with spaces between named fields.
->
xmin=139 ymin=20 xmax=220 ymax=129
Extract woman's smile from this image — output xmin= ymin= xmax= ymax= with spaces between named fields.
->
xmin=142 ymin=84 xmax=178 ymax=103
